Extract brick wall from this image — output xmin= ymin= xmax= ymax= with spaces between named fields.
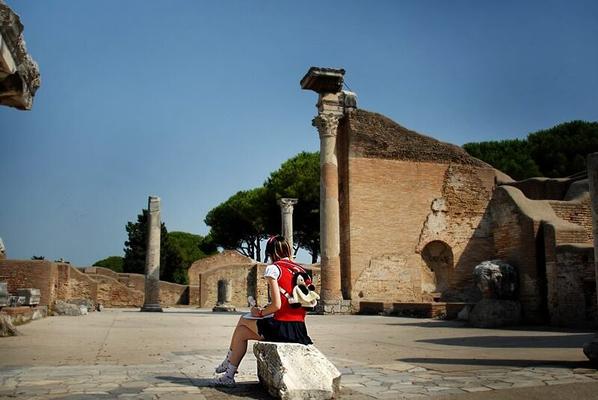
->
xmin=343 ymin=157 xmax=496 ymax=306
xmin=188 ymin=251 xmax=254 ymax=286
xmin=549 ymin=197 xmax=593 ymax=243
xmin=198 ymin=264 xmax=257 ymax=308
xmin=490 ymin=187 xmax=548 ymax=323
xmin=0 ymin=260 xmax=57 ymax=306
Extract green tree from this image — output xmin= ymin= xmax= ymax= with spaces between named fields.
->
xmin=167 ymin=231 xmax=214 ymax=269
xmin=123 ymin=209 xmax=187 ymax=284
xmin=93 ymin=256 xmax=124 ymax=273
xmin=204 ymin=187 xmax=273 ymax=261
xmin=528 ymin=120 xmax=598 ymax=177
xmin=463 ymin=120 xmax=598 ymax=180
xmin=463 ymin=139 xmax=541 ymax=180
xmin=265 ymin=151 xmax=320 ymax=263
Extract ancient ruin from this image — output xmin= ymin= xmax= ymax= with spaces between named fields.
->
xmin=300 ymin=66 xmax=595 ymax=326
xmin=0 ymin=0 xmax=40 ymax=110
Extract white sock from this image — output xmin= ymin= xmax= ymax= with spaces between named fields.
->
xmin=225 ymin=362 xmax=238 ymax=379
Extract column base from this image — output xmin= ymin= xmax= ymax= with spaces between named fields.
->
xmin=314 ymin=299 xmax=352 ymax=315
xmin=212 ymin=303 xmax=236 ymax=312
xmin=140 ymin=304 xmax=163 ymax=312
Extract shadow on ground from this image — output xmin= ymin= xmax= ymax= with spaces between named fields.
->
xmin=156 ymin=375 xmax=272 ymax=399
xmin=416 ymin=333 xmax=595 ymax=348
xmin=399 ymin=357 xmax=594 ymax=369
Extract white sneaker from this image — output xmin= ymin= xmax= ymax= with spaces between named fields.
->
xmin=215 ymin=360 xmax=228 ymax=373
xmin=212 ymin=374 xmax=236 ymax=387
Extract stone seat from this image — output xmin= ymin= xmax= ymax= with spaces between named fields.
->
xmin=253 ymin=342 xmax=341 ymax=400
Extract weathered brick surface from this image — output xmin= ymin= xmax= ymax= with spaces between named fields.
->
xmin=188 ymin=251 xmax=253 ymax=286
xmin=341 ymin=157 xmax=496 ymax=305
xmin=0 ymin=260 xmax=56 ymax=306
xmin=549 ymin=197 xmax=593 ymax=243
xmin=198 ymin=264 xmax=256 ymax=308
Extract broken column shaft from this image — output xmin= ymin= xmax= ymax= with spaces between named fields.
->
xmin=278 ymin=198 xmax=298 ymax=253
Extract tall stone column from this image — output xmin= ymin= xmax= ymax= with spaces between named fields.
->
xmin=141 ymin=196 xmax=163 ymax=312
xmin=312 ymin=112 xmax=343 ymax=301
xmin=584 ymin=153 xmax=598 ymax=362
xmin=278 ymin=198 xmax=298 ymax=252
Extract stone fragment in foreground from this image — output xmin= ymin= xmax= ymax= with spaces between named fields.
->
xmin=254 ymin=342 xmax=341 ymax=400
xmin=0 ymin=314 xmax=20 ymax=337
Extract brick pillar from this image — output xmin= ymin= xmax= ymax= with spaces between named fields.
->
xmin=583 ymin=153 xmax=598 ymax=362
xmin=278 ymin=198 xmax=298 ymax=254
xmin=141 ymin=196 xmax=163 ymax=312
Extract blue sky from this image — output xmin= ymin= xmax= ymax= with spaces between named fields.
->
xmin=1 ymin=1 xmax=597 ymax=265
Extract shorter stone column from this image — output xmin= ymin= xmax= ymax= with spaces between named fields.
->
xmin=141 ymin=196 xmax=163 ymax=312
xmin=278 ymin=198 xmax=298 ymax=252
xmin=213 ymin=279 xmax=236 ymax=312
xmin=0 ymin=237 xmax=5 ymax=260
xmin=583 ymin=153 xmax=598 ymax=363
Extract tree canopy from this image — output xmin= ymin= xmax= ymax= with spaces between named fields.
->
xmin=265 ymin=151 xmax=320 ymax=262
xmin=463 ymin=120 xmax=598 ymax=180
xmin=93 ymin=256 xmax=124 ymax=273
xmin=204 ymin=187 xmax=273 ymax=261
xmin=203 ymin=151 xmax=321 ymax=263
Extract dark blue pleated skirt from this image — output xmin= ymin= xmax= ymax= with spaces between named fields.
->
xmin=256 ymin=318 xmax=313 ymax=345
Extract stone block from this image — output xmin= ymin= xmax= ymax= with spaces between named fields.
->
xmin=253 ymin=342 xmax=341 ymax=400
xmin=68 ymin=298 xmax=94 ymax=312
xmin=474 ymin=260 xmax=518 ymax=300
xmin=469 ymin=298 xmax=521 ymax=328
xmin=15 ymin=288 xmax=41 ymax=306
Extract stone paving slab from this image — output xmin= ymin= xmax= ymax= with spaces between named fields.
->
xmin=1 ymin=309 xmax=597 ymax=399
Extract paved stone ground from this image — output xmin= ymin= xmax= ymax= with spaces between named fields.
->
xmin=1 ymin=308 xmax=597 ymax=399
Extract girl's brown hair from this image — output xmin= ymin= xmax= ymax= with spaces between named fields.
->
xmin=265 ymin=235 xmax=292 ymax=262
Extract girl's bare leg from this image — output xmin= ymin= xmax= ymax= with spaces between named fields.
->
xmin=228 ymin=317 xmax=262 ymax=367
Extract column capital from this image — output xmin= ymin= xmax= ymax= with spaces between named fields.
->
xmin=312 ymin=113 xmax=342 ymax=139
xmin=278 ymin=198 xmax=298 ymax=213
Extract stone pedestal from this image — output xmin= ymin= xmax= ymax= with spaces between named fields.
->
xmin=141 ymin=196 xmax=163 ymax=312
xmin=584 ymin=153 xmax=598 ymax=363
xmin=278 ymin=198 xmax=298 ymax=251
xmin=212 ymin=279 xmax=236 ymax=312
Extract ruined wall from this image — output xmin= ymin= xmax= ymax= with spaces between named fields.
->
xmin=504 ymin=178 xmax=572 ymax=200
xmin=159 ymin=281 xmax=190 ymax=306
xmin=188 ymin=251 xmax=254 ymax=286
xmin=0 ymin=260 xmax=57 ymax=306
xmin=341 ymin=109 xmax=497 ymax=307
xmin=344 ymin=158 xmax=495 ymax=305
xmin=198 ymin=264 xmax=256 ymax=308
xmin=549 ymin=197 xmax=593 ymax=243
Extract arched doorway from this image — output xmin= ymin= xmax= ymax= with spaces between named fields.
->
xmin=421 ymin=240 xmax=454 ymax=295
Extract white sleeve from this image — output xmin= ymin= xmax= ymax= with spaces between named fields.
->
xmin=263 ymin=264 xmax=280 ymax=280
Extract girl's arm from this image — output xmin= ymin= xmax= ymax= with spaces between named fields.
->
xmin=251 ymin=277 xmax=281 ymax=317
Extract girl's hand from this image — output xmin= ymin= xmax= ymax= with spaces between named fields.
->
xmin=250 ymin=306 xmax=261 ymax=317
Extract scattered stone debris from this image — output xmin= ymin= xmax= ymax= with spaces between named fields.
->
xmin=52 ymin=300 xmax=87 ymax=316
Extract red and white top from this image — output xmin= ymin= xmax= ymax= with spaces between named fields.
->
xmin=264 ymin=258 xmax=308 ymax=322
